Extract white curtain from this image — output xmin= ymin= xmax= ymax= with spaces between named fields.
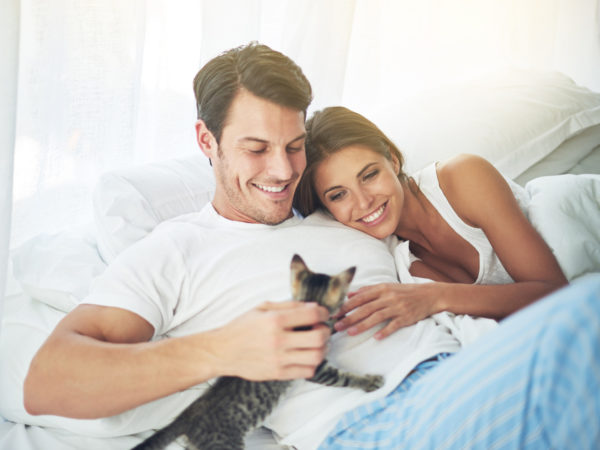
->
xmin=9 ymin=0 xmax=358 ymax=249
xmin=2 ymin=0 xmax=600 ymax=330
xmin=1 ymin=0 xmax=20 ymax=330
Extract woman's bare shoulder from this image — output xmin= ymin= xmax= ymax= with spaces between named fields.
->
xmin=436 ymin=154 xmax=513 ymax=227
xmin=437 ymin=154 xmax=497 ymax=182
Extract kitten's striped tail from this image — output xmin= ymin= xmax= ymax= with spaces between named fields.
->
xmin=131 ymin=421 xmax=186 ymax=450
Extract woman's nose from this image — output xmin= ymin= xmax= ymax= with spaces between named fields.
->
xmin=355 ymin=188 xmax=373 ymax=210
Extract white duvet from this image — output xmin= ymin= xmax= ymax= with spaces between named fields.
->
xmin=525 ymin=174 xmax=600 ymax=280
xmin=1 ymin=174 xmax=599 ymax=450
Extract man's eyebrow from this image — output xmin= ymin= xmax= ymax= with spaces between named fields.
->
xmin=237 ymin=133 xmax=306 ymax=145
xmin=288 ymin=133 xmax=307 ymax=144
xmin=238 ymin=137 xmax=268 ymax=145
xmin=322 ymin=162 xmax=378 ymax=196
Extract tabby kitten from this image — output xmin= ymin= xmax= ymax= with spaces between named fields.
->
xmin=133 ymin=254 xmax=384 ymax=450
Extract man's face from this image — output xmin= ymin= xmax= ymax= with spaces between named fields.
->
xmin=198 ymin=89 xmax=306 ymax=225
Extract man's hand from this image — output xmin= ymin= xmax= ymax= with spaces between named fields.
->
xmin=212 ymin=301 xmax=331 ymax=381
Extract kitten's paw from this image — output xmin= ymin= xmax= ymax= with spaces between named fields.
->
xmin=362 ymin=374 xmax=385 ymax=392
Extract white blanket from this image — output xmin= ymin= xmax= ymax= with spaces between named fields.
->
xmin=525 ymin=174 xmax=600 ymax=280
xmin=393 ymin=239 xmax=500 ymax=346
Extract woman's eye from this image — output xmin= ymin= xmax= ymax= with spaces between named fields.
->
xmin=329 ymin=191 xmax=345 ymax=202
xmin=287 ymin=146 xmax=303 ymax=153
xmin=363 ymin=169 xmax=379 ymax=181
xmin=248 ymin=148 xmax=266 ymax=154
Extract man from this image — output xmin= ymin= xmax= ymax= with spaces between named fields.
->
xmin=24 ymin=42 xmax=332 ymax=419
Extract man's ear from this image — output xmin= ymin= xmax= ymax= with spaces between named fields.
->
xmin=195 ymin=120 xmax=218 ymax=159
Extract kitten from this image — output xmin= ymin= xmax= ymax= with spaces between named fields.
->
xmin=133 ymin=254 xmax=384 ymax=450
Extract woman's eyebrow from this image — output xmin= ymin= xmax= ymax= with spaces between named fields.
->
xmin=323 ymin=184 xmax=343 ymax=196
xmin=357 ymin=162 xmax=377 ymax=178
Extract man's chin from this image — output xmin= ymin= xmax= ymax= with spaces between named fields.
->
xmin=256 ymin=204 xmax=295 ymax=225
xmin=260 ymin=211 xmax=294 ymax=225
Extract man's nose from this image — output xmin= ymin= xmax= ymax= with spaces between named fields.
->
xmin=266 ymin=149 xmax=294 ymax=180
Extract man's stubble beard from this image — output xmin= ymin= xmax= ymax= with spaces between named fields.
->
xmin=214 ymin=146 xmax=294 ymax=225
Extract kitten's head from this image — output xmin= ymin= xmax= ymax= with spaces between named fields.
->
xmin=290 ymin=254 xmax=356 ymax=314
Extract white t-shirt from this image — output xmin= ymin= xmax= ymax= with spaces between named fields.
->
xmin=84 ymin=205 xmax=461 ymax=449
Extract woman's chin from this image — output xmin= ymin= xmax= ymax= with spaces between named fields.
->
xmin=350 ymin=221 xmax=393 ymax=240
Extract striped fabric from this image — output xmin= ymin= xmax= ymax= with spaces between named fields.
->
xmin=320 ymin=275 xmax=600 ymax=449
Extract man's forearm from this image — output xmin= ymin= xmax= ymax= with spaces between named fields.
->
xmin=24 ymin=330 xmax=218 ymax=419
xmin=23 ymin=301 xmax=331 ymax=419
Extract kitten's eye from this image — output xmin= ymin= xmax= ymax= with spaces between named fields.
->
xmin=363 ymin=169 xmax=379 ymax=181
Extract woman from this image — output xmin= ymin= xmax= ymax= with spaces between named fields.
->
xmin=294 ymin=106 xmax=567 ymax=340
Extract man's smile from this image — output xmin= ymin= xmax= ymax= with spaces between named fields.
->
xmin=253 ymin=183 xmax=288 ymax=193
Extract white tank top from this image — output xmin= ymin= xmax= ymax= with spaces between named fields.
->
xmin=412 ymin=163 xmax=529 ymax=285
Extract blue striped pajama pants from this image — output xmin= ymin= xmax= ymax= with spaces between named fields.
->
xmin=320 ymin=274 xmax=600 ymax=450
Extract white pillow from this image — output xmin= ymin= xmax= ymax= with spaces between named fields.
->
xmin=525 ymin=174 xmax=600 ymax=280
xmin=10 ymin=154 xmax=215 ymax=309
xmin=372 ymin=70 xmax=600 ymax=178
xmin=514 ymin=124 xmax=600 ymax=185
xmin=93 ymin=153 xmax=214 ymax=262
xmin=11 ymin=226 xmax=106 ymax=312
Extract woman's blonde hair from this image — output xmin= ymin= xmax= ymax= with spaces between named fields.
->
xmin=294 ymin=106 xmax=408 ymax=216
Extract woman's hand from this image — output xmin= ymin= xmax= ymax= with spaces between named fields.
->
xmin=334 ymin=283 xmax=443 ymax=339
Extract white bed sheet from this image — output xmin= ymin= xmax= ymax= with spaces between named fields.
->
xmin=0 ymin=419 xmax=281 ymax=450
xmin=0 ymin=420 xmax=149 ymax=450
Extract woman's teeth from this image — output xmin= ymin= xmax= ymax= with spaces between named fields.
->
xmin=362 ymin=204 xmax=385 ymax=223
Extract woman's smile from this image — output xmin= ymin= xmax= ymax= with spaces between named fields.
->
xmin=358 ymin=201 xmax=388 ymax=226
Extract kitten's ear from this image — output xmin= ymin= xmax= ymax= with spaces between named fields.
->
xmin=291 ymin=254 xmax=309 ymax=274
xmin=290 ymin=254 xmax=309 ymax=298
xmin=338 ymin=266 xmax=356 ymax=288
xmin=328 ymin=266 xmax=356 ymax=308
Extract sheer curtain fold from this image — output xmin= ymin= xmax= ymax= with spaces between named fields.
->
xmin=10 ymin=0 xmax=358 ymax=249
xmin=0 ymin=0 xmax=20 ymax=332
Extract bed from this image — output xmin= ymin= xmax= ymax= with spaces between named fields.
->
xmin=1 ymin=70 xmax=599 ymax=450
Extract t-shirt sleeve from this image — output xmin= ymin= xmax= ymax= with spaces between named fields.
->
xmin=82 ymin=229 xmax=187 ymax=337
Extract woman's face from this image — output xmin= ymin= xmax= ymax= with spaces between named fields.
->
xmin=313 ymin=145 xmax=404 ymax=239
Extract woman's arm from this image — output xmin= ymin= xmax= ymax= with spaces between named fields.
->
xmin=335 ymin=154 xmax=567 ymax=339
xmin=24 ymin=301 xmax=330 ymax=419
xmin=436 ymin=153 xmax=567 ymax=312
